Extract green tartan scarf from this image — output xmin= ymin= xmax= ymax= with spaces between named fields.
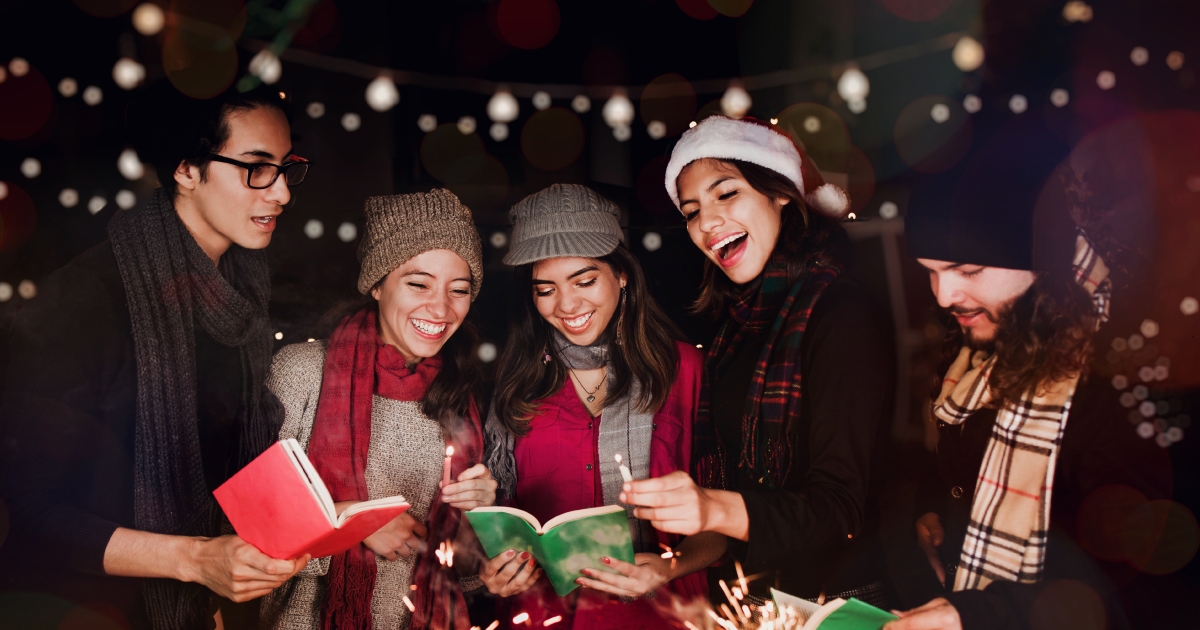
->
xmin=693 ymin=249 xmax=841 ymax=490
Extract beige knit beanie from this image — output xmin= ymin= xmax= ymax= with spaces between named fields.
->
xmin=356 ymin=189 xmax=484 ymax=300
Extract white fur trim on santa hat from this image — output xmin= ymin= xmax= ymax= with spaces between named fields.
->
xmin=665 ymin=116 xmax=804 ymax=210
xmin=806 ymin=183 xmax=850 ymax=219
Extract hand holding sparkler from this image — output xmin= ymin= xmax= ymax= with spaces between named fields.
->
xmin=441 ymin=463 xmax=499 ymax=511
xmin=619 ymin=470 xmax=749 ymax=540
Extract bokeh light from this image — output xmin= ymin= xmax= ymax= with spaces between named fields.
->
xmin=341 ymin=112 xmax=360 ymax=131
xmin=8 ymin=58 xmax=29 ymax=77
xmin=115 ymin=190 xmax=136 ymax=210
xmin=417 ymin=114 xmax=437 ymax=132
xmin=487 ymin=88 xmax=519 ymax=123
xmin=304 ymin=219 xmax=324 ymax=239
xmin=489 ymin=232 xmax=508 ymax=249
xmin=88 ymin=196 xmax=107 ymax=215
xmin=532 ymin=90 xmax=552 ymax=110
xmin=521 ymin=107 xmax=585 ymax=171
xmin=1050 ymin=88 xmax=1070 ymax=107
xmin=1126 ymin=500 xmax=1200 ymax=575
xmin=951 ymin=36 xmax=985 ymax=72
xmin=82 ymin=85 xmax=103 ymax=105
xmin=0 ymin=64 xmax=52 ymax=141
xmin=642 ymin=232 xmax=662 ymax=251
xmin=365 ymin=75 xmax=400 ymax=112
xmin=0 ymin=283 xmax=10 ymax=302
xmin=1096 ymin=70 xmax=1116 ymax=90
xmin=58 ymin=77 xmax=78 ymax=97
xmin=489 ymin=122 xmax=509 ymax=141
xmin=895 ymin=95 xmax=973 ymax=173
xmin=118 ymin=148 xmax=145 ymax=180
xmin=602 ymin=90 xmax=635 ymax=129
xmin=963 ymin=94 xmax=981 ymax=113
xmin=1062 ymin=1 xmax=1093 ymax=23
xmin=113 ymin=57 xmax=146 ymax=90
xmin=720 ymin=81 xmax=752 ymax=119
xmin=1131 ymin=47 xmax=1149 ymax=67
xmin=478 ymin=342 xmax=498 ymax=363
xmin=0 ymin=182 xmax=6 ymax=201
xmin=837 ymin=67 xmax=869 ymax=111
xmin=59 ymin=188 xmax=79 ymax=208
xmin=640 ymin=73 xmax=697 ymax=137
xmin=307 ymin=102 xmax=325 ymax=119
xmin=133 ymin=2 xmax=166 ymax=35
xmin=1009 ymin=94 xmax=1028 ymax=113
xmin=337 ymin=222 xmax=357 ymax=243
xmin=249 ymin=50 xmax=282 ymax=85
xmin=775 ymin=103 xmax=850 ymax=168
xmin=457 ymin=116 xmax=477 ymax=135
xmin=879 ymin=201 xmax=899 ymax=219
xmin=162 ymin=0 xmax=246 ymax=98
xmin=495 ymin=0 xmax=560 ymax=50
xmin=647 ymin=121 xmax=667 ymax=139
xmin=1167 ymin=51 xmax=1185 ymax=71
xmin=19 ymin=158 xmax=41 ymax=179
xmin=878 ymin=0 xmax=956 ymax=22
xmin=571 ymin=94 xmax=591 ymax=113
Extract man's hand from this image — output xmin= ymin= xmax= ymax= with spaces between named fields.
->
xmin=915 ymin=512 xmax=946 ymax=586
xmin=619 ymin=470 xmax=746 ymax=538
xmin=480 ymin=550 xmax=541 ymax=597
xmin=442 ymin=463 xmax=498 ymax=511
xmin=183 ymin=535 xmax=309 ymax=603
xmin=575 ymin=553 xmax=671 ymax=597
xmin=885 ymin=598 xmax=962 ymax=630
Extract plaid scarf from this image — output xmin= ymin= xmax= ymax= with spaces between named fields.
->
xmin=693 ymin=249 xmax=841 ymax=490
xmin=933 ymin=231 xmax=1110 ymax=591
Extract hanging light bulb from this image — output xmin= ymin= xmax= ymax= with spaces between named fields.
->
xmin=602 ymin=90 xmax=635 ymax=129
xmin=132 ymin=3 xmax=165 ymax=36
xmin=837 ymin=66 xmax=869 ymax=113
xmin=720 ymin=81 xmax=752 ymax=118
xmin=365 ymin=76 xmax=400 ymax=112
xmin=112 ymin=58 xmax=145 ymax=90
xmin=487 ymin=87 xmax=519 ymax=123
xmin=249 ymin=50 xmax=282 ymax=85
xmin=952 ymin=36 xmax=985 ymax=72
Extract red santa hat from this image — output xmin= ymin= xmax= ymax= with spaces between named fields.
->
xmin=664 ymin=115 xmax=850 ymax=219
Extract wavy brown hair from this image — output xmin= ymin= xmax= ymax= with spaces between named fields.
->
xmin=492 ymin=244 xmax=686 ymax=437
xmin=937 ymin=268 xmax=1101 ymax=407
xmin=684 ymin=158 xmax=848 ymax=319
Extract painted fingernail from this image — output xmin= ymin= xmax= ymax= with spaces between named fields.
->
xmin=576 ymin=578 xmax=584 ymax=585
xmin=602 ymin=557 xmax=611 ymax=564
xmin=506 ymin=549 xmax=516 ymax=557
xmin=520 ymin=551 xmax=531 ymax=559
xmin=580 ymin=568 xmax=591 ymax=575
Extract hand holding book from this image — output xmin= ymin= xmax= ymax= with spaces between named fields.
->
xmin=334 ymin=501 xmax=427 ymax=561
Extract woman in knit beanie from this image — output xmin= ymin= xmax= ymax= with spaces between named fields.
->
xmin=621 ymin=116 xmax=896 ymax=609
xmin=262 ymin=189 xmax=495 ymax=630
xmin=480 ymin=183 xmax=724 ymax=629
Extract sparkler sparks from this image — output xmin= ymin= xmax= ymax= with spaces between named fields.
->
xmin=435 ymin=541 xmax=455 ymax=567
xmin=543 ymin=616 xmax=563 ymax=626
xmin=486 ymin=622 xmax=499 ymax=630
xmin=513 ymin=613 xmax=530 ymax=625
xmin=658 ymin=542 xmax=679 ymax=569
xmin=402 ymin=595 xmax=416 ymax=612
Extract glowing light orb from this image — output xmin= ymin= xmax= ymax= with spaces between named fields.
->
xmin=249 ymin=50 xmax=282 ymax=85
xmin=571 ymin=94 xmax=591 ymax=113
xmin=532 ymin=90 xmax=552 ymax=111
xmin=457 ymin=116 xmax=477 ymax=135
xmin=307 ymin=102 xmax=325 ymax=119
xmin=847 ymin=99 xmax=866 ymax=114
xmin=1140 ymin=319 xmax=1159 ymax=338
xmin=613 ymin=125 xmax=631 ymax=142
xmin=1112 ymin=375 xmax=1128 ymax=390
xmin=115 ymin=190 xmax=136 ymax=210
xmin=951 ymin=36 xmax=984 ymax=72
xmin=132 ymin=3 xmax=165 ymax=35
xmin=118 ymin=148 xmax=145 ymax=180
xmin=1008 ymin=94 xmax=1027 ymax=114
xmin=720 ymin=82 xmax=752 ymax=119
xmin=642 ymin=232 xmax=662 ymax=252
xmin=341 ymin=113 xmax=361 ymax=132
xmin=1050 ymin=89 xmax=1070 ymax=108
xmin=1128 ymin=333 xmax=1145 ymax=350
xmin=1131 ymin=47 xmax=1149 ymax=66
xmin=274 ymin=332 xmax=283 ymax=340
xmin=82 ymin=85 xmax=103 ymax=106
xmin=930 ymin=103 xmax=951 ymax=123
xmin=1167 ymin=51 xmax=1185 ymax=71
xmin=19 ymin=157 xmax=40 ymax=178
xmin=337 ymin=222 xmax=357 ymax=242
xmin=802 ymin=116 xmax=821 ymax=133
xmin=87 ymin=195 xmax=107 ymax=215
xmin=17 ymin=280 xmax=35 ymax=299
xmin=365 ymin=76 xmax=400 ymax=112
xmin=1181 ymin=296 xmax=1198 ymax=315
xmin=490 ymin=232 xmax=508 ymax=249
xmin=0 ymin=182 xmax=6 ymax=200
xmin=58 ymin=77 xmax=78 ymax=97
xmin=478 ymin=342 xmax=498 ymax=363
xmin=304 ymin=219 xmax=324 ymax=239
xmin=647 ymin=121 xmax=667 ymax=139
xmin=963 ymin=95 xmax=982 ymax=113
xmin=8 ymin=58 xmax=29 ymax=77
xmin=0 ymin=283 xmax=10 ymax=302
xmin=1062 ymin=1 xmax=1093 ymax=23
xmin=1096 ymin=71 xmax=1116 ymax=90
xmin=59 ymin=188 xmax=79 ymax=208
xmin=487 ymin=89 xmax=519 ymax=123
xmin=489 ymin=122 xmax=509 ymax=142
xmin=602 ymin=91 xmax=635 ymax=128
xmin=837 ymin=67 xmax=869 ymax=104
xmin=418 ymin=114 xmax=438 ymax=133
xmin=879 ymin=201 xmax=898 ymax=219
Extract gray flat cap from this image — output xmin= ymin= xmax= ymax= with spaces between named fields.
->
xmin=502 ymin=184 xmax=623 ymax=266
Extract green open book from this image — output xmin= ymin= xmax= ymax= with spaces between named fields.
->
xmin=770 ymin=588 xmax=897 ymax=630
xmin=465 ymin=505 xmax=635 ymax=596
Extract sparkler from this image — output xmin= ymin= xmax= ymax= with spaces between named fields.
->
xmin=402 ymin=595 xmax=416 ymax=612
xmin=435 ymin=541 xmax=455 ymax=567
xmin=718 ymin=580 xmax=747 ymax=621
xmin=614 ymin=453 xmax=633 ymax=482
xmin=543 ymin=616 xmax=563 ymax=626
xmin=513 ymin=613 xmax=530 ymax=625
xmin=658 ymin=542 xmax=679 ymax=570
xmin=485 ymin=622 xmax=499 ymax=630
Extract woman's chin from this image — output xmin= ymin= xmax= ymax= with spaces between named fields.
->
xmin=716 ymin=253 xmax=768 ymax=285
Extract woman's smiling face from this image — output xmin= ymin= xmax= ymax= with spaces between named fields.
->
xmin=678 ymin=158 xmax=789 ymax=285
xmin=530 ymin=256 xmax=626 ymax=347
xmin=371 ymin=249 xmax=473 ymax=363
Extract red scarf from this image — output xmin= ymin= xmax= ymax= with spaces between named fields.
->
xmin=308 ymin=308 xmax=479 ymax=630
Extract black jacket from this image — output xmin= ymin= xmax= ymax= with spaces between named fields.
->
xmin=0 ymin=242 xmax=245 ymax=629
xmin=906 ymin=375 xmax=1173 ymax=630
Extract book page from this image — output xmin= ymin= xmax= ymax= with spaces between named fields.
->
xmin=802 ymin=598 xmax=846 ymax=630
xmin=468 ymin=506 xmax=543 ymax=531
xmin=541 ymin=504 xmax=626 ymax=533
xmin=771 ymin=588 xmax=824 ymax=625
xmin=337 ymin=495 xmax=409 ymax=527
xmin=280 ymin=439 xmax=337 ymax=527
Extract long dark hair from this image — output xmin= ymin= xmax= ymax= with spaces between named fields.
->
xmin=492 ymin=244 xmax=686 ymax=437
xmin=686 ymin=159 xmax=848 ymax=319
xmin=317 ymin=290 xmax=487 ymax=428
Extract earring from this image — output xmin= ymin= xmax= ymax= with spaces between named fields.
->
xmin=615 ymin=286 xmax=627 ymax=346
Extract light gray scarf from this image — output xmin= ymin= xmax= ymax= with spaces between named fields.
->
xmin=484 ymin=331 xmax=655 ymax=553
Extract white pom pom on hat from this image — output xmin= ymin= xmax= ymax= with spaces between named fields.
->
xmin=664 ymin=115 xmax=851 ymax=219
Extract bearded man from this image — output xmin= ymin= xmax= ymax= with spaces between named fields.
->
xmin=886 ymin=124 xmax=1170 ymax=630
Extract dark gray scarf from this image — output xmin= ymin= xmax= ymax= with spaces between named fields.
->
xmin=485 ymin=331 xmax=655 ymax=553
xmin=109 ymin=189 xmax=282 ymax=630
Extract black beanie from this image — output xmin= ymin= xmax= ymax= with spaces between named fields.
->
xmin=905 ymin=119 xmax=1077 ymax=272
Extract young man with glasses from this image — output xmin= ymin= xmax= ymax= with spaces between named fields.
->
xmin=0 ymin=85 xmax=311 ymax=629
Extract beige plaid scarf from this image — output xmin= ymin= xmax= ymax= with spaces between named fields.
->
xmin=932 ymin=231 xmax=1110 ymax=591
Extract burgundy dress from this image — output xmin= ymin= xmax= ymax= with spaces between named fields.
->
xmin=500 ymin=341 xmax=708 ymax=629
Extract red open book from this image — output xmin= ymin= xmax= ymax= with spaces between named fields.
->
xmin=214 ymin=439 xmax=410 ymax=560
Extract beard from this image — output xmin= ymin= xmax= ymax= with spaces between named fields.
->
xmin=946 ymin=302 xmax=1012 ymax=353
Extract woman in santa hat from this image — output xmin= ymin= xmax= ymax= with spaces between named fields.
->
xmin=620 ymin=115 xmax=895 ymax=608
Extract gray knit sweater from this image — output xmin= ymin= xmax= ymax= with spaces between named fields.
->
xmin=260 ymin=341 xmax=476 ymax=630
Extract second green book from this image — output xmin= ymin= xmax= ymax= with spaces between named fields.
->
xmin=465 ymin=504 xmax=635 ymax=596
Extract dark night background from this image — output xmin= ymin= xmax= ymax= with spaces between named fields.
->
xmin=2 ymin=0 xmax=1199 ymax=626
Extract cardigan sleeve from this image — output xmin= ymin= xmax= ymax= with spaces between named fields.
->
xmin=266 ymin=341 xmax=331 ymax=576
xmin=0 ymin=263 xmax=127 ymax=575
xmin=733 ymin=282 xmax=895 ymax=568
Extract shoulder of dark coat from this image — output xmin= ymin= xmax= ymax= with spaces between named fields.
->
xmin=14 ymin=241 xmax=128 ymax=333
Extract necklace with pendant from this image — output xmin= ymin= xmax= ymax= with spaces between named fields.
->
xmin=563 ymin=346 xmax=606 ymax=404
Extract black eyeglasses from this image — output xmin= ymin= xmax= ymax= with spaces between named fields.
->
xmin=207 ymin=154 xmax=311 ymax=189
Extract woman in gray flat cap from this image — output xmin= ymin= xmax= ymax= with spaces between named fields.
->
xmin=480 ymin=184 xmax=725 ymax=629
